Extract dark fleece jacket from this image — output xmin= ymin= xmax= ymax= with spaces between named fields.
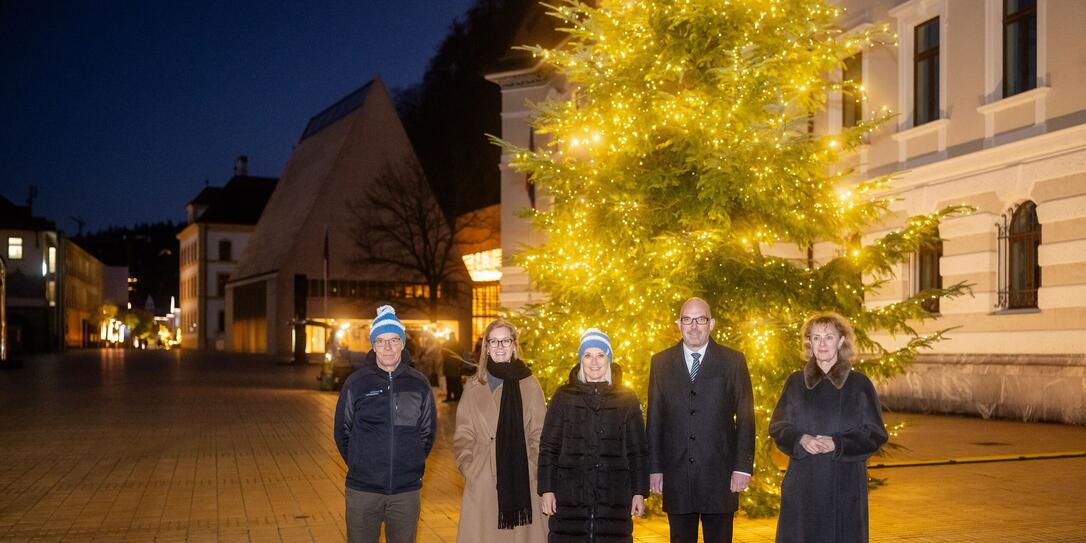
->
xmin=334 ymin=350 xmax=437 ymax=494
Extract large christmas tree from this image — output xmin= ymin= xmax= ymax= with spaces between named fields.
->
xmin=497 ymin=0 xmax=969 ymax=516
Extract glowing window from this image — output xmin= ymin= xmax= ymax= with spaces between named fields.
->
xmin=7 ymin=237 xmax=23 ymax=260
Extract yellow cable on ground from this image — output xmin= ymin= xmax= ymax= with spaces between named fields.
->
xmin=868 ymin=450 xmax=1086 ymax=469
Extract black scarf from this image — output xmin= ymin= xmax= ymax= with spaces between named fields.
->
xmin=487 ymin=358 xmax=534 ymax=529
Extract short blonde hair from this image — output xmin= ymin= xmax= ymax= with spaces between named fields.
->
xmin=800 ymin=312 xmax=856 ymax=363
xmin=577 ymin=351 xmax=613 ymax=385
xmin=473 ymin=319 xmax=522 ymax=384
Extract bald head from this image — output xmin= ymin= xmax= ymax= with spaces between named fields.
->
xmin=677 ymin=297 xmax=715 ymax=349
xmin=680 ymin=297 xmax=712 ymax=319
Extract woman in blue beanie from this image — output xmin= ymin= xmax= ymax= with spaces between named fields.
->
xmin=537 ymin=328 xmax=650 ymax=542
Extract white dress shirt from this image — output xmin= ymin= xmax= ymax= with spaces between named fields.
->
xmin=681 ymin=342 xmax=708 ymax=375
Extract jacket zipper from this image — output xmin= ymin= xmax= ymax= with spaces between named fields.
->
xmin=388 ymin=370 xmax=395 ymax=494
xmin=590 ymin=384 xmax=598 ymax=542
xmin=589 ymin=507 xmax=596 ymax=542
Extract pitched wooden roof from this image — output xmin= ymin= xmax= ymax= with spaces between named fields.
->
xmin=232 ymin=78 xmax=424 ymax=282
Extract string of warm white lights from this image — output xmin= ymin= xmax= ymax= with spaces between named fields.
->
xmin=494 ymin=0 xmax=971 ymax=517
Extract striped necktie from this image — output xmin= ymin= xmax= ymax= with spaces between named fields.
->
xmin=690 ymin=352 xmax=701 ymax=382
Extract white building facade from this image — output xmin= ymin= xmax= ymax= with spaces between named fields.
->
xmin=489 ymin=0 xmax=1086 ymax=423
xmin=178 ymin=160 xmax=277 ymax=351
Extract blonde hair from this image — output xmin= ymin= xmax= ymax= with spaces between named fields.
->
xmin=577 ymin=353 xmax=612 ymax=385
xmin=800 ymin=312 xmax=856 ymax=363
xmin=473 ymin=319 xmax=522 ymax=384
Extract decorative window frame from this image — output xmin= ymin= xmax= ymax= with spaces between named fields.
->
xmin=994 ymin=200 xmax=1042 ymax=312
xmin=888 ymin=0 xmax=949 ymax=163
xmin=978 ymin=0 xmax=1048 ymax=147
xmin=826 ymin=21 xmax=874 ymax=173
xmin=828 ymin=23 xmax=872 ymax=135
xmin=906 ymin=233 xmax=944 ymax=314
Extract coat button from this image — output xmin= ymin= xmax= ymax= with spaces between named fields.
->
xmin=689 ymin=409 xmax=696 ymax=415
xmin=595 ymin=463 xmax=601 ymax=469
xmin=690 ymin=390 xmax=696 ymax=396
xmin=689 ymin=435 xmax=695 ymax=441
xmin=689 ymin=457 xmax=695 ymax=463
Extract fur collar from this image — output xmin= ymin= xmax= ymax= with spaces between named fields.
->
xmin=803 ymin=358 xmax=851 ymax=390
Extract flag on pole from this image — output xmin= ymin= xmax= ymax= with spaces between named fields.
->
xmin=323 ymin=225 xmax=330 ymax=276
xmin=323 ymin=225 xmax=329 ymax=321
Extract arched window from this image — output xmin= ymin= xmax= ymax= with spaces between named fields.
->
xmin=1007 ymin=201 xmax=1041 ymax=309
xmin=917 ymin=229 xmax=943 ymax=313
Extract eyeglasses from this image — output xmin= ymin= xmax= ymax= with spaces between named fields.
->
xmin=373 ymin=337 xmax=403 ymax=348
xmin=678 ymin=316 xmax=710 ymax=326
xmin=487 ymin=337 xmax=514 ymax=348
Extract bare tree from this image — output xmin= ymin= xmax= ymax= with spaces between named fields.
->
xmin=346 ymin=159 xmax=492 ymax=323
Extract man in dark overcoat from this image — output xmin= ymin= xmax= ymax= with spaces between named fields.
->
xmin=646 ymin=297 xmax=756 ymax=543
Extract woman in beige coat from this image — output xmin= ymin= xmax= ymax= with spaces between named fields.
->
xmin=454 ymin=319 xmax=548 ymax=542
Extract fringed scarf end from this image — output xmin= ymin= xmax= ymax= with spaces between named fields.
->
xmin=497 ymin=508 xmax=533 ymax=530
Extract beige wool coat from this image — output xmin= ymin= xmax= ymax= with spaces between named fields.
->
xmin=453 ymin=375 xmax=549 ymax=543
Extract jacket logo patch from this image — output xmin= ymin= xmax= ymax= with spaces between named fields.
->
xmin=365 ymin=389 xmax=384 ymax=397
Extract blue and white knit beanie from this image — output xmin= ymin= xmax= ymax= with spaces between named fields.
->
xmin=578 ymin=328 xmax=612 ymax=362
xmin=370 ymin=305 xmax=406 ymax=344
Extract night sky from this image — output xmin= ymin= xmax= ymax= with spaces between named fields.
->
xmin=0 ymin=0 xmax=476 ymax=233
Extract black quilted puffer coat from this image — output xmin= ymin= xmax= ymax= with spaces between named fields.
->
xmin=537 ymin=364 xmax=650 ymax=542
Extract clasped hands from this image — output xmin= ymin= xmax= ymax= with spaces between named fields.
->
xmin=799 ymin=434 xmax=836 ymax=455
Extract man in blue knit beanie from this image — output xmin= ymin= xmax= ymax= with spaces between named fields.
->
xmin=334 ymin=305 xmax=437 ymax=542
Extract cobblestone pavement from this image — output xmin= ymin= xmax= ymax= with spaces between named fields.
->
xmin=1 ymin=350 xmax=1084 ymax=542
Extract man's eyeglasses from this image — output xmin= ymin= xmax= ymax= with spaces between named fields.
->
xmin=487 ymin=337 xmax=514 ymax=348
xmin=678 ymin=316 xmax=710 ymax=326
xmin=374 ymin=337 xmax=403 ymax=348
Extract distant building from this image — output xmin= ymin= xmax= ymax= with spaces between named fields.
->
xmin=102 ymin=265 xmax=128 ymax=308
xmin=1 ymin=195 xmax=60 ymax=353
xmin=227 ymin=78 xmax=469 ymax=358
xmin=62 ymin=239 xmax=104 ymax=348
xmin=485 ymin=6 xmax=569 ymax=312
xmin=456 ymin=204 xmax=501 ymax=347
xmin=489 ymin=2 xmax=1086 ymax=423
xmin=177 ymin=156 xmax=277 ymax=351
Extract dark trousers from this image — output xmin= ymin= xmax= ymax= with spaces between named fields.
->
xmin=667 ymin=512 xmax=734 ymax=543
xmin=444 ymin=373 xmax=462 ymax=401
xmin=345 ymin=487 xmax=420 ymax=543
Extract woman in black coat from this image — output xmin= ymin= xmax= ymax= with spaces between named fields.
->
xmin=538 ymin=328 xmax=650 ymax=543
xmin=769 ymin=313 xmax=888 ymax=543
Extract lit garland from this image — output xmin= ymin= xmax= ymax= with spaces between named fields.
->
xmin=494 ymin=0 xmax=971 ymax=517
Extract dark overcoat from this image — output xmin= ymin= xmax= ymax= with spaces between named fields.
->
xmin=769 ymin=360 xmax=888 ymax=543
xmin=537 ymin=364 xmax=650 ymax=543
xmin=646 ymin=339 xmax=756 ymax=514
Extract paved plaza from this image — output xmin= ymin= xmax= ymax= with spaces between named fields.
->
xmin=1 ymin=350 xmax=1084 ymax=542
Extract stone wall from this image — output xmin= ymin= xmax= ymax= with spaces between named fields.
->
xmin=877 ymin=353 xmax=1086 ymax=424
